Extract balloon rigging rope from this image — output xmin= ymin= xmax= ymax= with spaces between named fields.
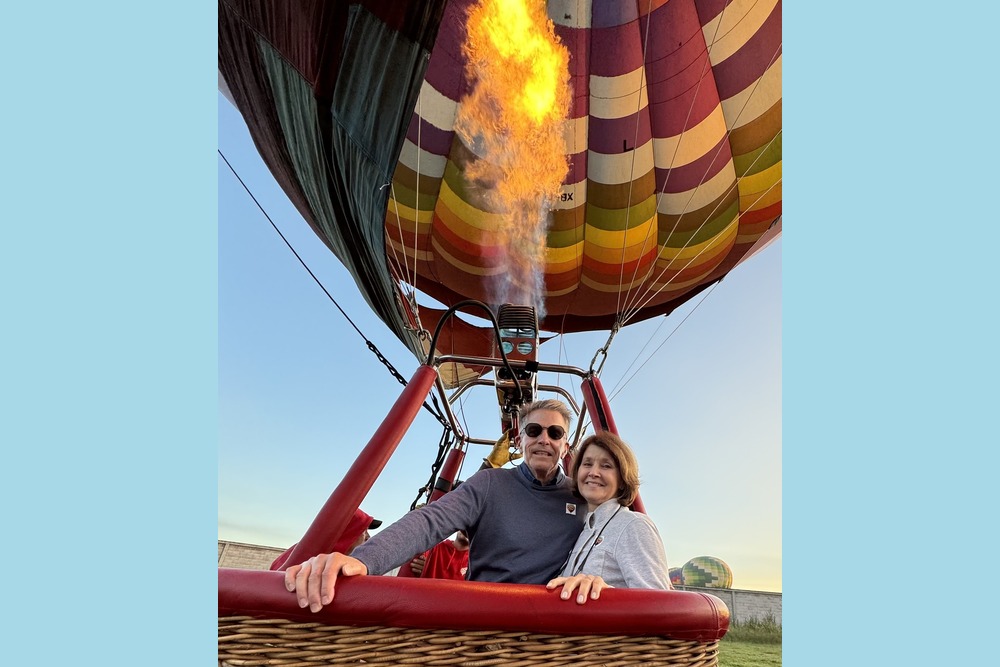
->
xmin=624 ymin=133 xmax=782 ymax=328
xmin=607 ymin=177 xmax=779 ymax=401
xmin=387 ymin=177 xmax=427 ymax=339
xmin=385 ymin=188 xmax=409 ymax=283
xmin=219 ymin=149 xmax=367 ymax=341
xmin=385 ymin=90 xmax=426 ymax=336
xmin=617 ymin=0 xmax=668 ymax=323
xmin=620 ymin=32 xmax=782 ymax=328
xmin=413 ymin=88 xmax=424 ymax=298
xmin=386 ymin=184 xmax=416 ymax=307
xmin=599 ymin=10 xmax=781 ymax=398
xmin=613 ymin=0 xmax=657 ymax=324
xmin=219 ymin=148 xmax=450 ymax=427
xmin=617 ymin=4 xmax=728 ymax=327
xmin=623 ymin=55 xmax=782 ymax=325
xmin=385 ymin=175 xmax=422 ymax=334
xmin=606 ymin=281 xmax=719 ymax=402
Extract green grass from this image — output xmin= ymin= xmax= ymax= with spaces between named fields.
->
xmin=718 ymin=616 xmax=781 ymax=666
xmin=718 ymin=640 xmax=781 ymax=666
xmin=724 ymin=615 xmax=782 ymax=644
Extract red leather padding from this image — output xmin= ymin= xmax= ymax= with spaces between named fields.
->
xmin=219 ymin=568 xmax=729 ymax=641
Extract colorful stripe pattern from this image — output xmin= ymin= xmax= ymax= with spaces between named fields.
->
xmin=386 ymin=0 xmax=781 ymax=333
xmin=220 ymin=0 xmax=780 ymax=358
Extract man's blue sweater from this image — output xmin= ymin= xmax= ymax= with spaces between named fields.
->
xmin=352 ymin=465 xmax=585 ymax=584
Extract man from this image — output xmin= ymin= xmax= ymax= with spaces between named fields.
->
xmin=412 ymin=529 xmax=471 ymax=580
xmin=285 ymin=399 xmax=584 ymax=612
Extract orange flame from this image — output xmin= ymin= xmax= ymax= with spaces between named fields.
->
xmin=455 ymin=0 xmax=570 ymax=317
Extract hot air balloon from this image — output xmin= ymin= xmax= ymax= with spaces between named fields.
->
xmin=217 ymin=0 xmax=780 ymax=372
xmin=683 ymin=555 xmax=735 ymax=589
xmin=218 ymin=0 xmax=779 ymax=664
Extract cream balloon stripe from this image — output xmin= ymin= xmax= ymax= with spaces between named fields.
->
xmin=381 ymin=0 xmax=781 ymax=329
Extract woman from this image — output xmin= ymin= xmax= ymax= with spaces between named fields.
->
xmin=546 ymin=432 xmax=671 ymax=604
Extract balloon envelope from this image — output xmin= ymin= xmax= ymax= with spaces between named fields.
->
xmin=218 ymin=0 xmax=781 ymax=360
xmin=682 ymin=555 xmax=734 ymax=589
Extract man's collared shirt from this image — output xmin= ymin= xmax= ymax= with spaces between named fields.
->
xmin=517 ymin=462 xmax=564 ymax=487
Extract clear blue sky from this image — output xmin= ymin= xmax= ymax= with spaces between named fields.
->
xmin=218 ymin=93 xmax=782 ymax=592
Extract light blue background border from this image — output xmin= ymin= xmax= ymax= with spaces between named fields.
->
xmin=3 ymin=3 xmax=216 ymax=663
xmin=4 ymin=2 xmax=997 ymax=664
xmin=786 ymin=2 xmax=997 ymax=664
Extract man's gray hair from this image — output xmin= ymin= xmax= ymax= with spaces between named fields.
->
xmin=518 ymin=399 xmax=573 ymax=428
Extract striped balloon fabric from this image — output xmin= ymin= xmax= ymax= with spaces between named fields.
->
xmin=386 ymin=0 xmax=781 ymax=334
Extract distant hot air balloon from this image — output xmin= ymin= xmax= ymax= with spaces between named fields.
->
xmin=682 ymin=555 xmax=734 ymax=588
xmin=669 ymin=566 xmax=685 ymax=586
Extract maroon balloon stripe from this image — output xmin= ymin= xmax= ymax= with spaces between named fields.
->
xmin=709 ymin=3 xmax=782 ymax=100
xmin=587 ymin=114 xmax=653 ymax=154
xmin=653 ymin=134 xmax=734 ymax=194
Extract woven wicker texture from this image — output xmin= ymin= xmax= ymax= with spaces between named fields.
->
xmin=219 ymin=616 xmax=721 ymax=666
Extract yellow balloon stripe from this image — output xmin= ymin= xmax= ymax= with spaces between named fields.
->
xmin=437 ymin=178 xmax=505 ymax=232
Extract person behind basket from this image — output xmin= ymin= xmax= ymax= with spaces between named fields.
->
xmin=411 ymin=529 xmax=471 ymax=580
xmin=268 ymin=509 xmax=382 ymax=570
xmin=285 ymin=399 xmax=585 ymax=612
xmin=397 ymin=484 xmax=471 ymax=581
xmin=546 ymin=431 xmax=671 ymax=605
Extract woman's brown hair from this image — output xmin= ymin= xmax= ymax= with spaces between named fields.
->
xmin=570 ymin=431 xmax=641 ymax=506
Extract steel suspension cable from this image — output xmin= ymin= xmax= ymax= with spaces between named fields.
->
xmin=219 ymin=149 xmax=450 ymax=429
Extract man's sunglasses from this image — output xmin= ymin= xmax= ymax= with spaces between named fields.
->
xmin=522 ymin=423 xmax=567 ymax=440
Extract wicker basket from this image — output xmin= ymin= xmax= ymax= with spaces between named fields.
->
xmin=219 ymin=569 xmax=728 ymax=667
xmin=219 ymin=616 xmax=721 ymax=666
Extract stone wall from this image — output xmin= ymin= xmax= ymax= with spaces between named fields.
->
xmin=218 ymin=541 xmax=782 ymax=625
xmin=218 ymin=540 xmax=285 ymax=571
xmin=672 ymin=585 xmax=782 ymax=625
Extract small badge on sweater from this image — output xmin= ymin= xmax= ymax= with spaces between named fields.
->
xmin=566 ymin=503 xmax=577 ymax=515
